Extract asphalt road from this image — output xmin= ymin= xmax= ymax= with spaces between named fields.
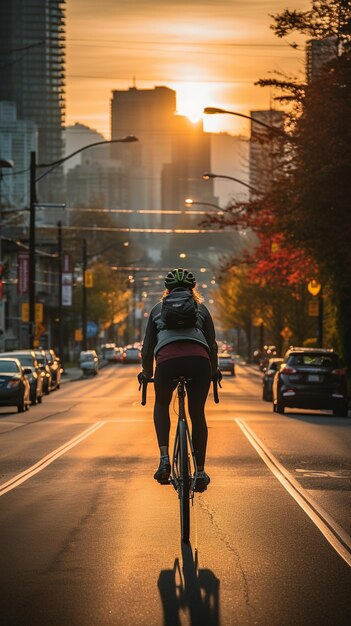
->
xmin=0 ymin=362 xmax=350 ymax=626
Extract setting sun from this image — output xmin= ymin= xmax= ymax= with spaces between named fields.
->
xmin=175 ymin=82 xmax=215 ymax=123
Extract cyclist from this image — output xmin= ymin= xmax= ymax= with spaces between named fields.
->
xmin=138 ymin=268 xmax=221 ymax=492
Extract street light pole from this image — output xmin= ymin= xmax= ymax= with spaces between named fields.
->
xmin=82 ymin=239 xmax=87 ymax=351
xmin=202 ymin=172 xmax=260 ymax=194
xmin=57 ymin=221 xmax=63 ymax=361
xmin=29 ymin=151 xmax=37 ymax=348
xmin=203 ymin=107 xmax=289 ymax=139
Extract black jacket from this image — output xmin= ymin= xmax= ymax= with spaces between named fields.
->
xmin=141 ymin=298 xmax=218 ymax=378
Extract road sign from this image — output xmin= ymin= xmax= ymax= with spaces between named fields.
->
xmin=86 ymin=321 xmax=98 ymax=338
xmin=75 ymin=329 xmax=83 ymax=341
xmin=22 ymin=302 xmax=29 ymax=322
xmin=84 ymin=270 xmax=93 ymax=288
xmin=308 ymin=300 xmax=319 ymax=317
xmin=35 ymin=302 xmax=43 ymax=323
xmin=35 ymin=322 xmax=45 ymax=337
xmin=280 ymin=326 xmax=293 ymax=340
xmin=307 ymin=280 xmax=321 ymax=296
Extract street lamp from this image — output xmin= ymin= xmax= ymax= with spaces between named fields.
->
xmin=203 ymin=107 xmax=289 ymax=139
xmin=184 ymin=198 xmax=229 ymax=214
xmin=202 ymin=172 xmax=260 ymax=195
xmin=28 ymin=135 xmax=138 ymax=348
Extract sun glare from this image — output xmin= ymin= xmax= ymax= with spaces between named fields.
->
xmin=175 ymin=83 xmax=214 ymax=124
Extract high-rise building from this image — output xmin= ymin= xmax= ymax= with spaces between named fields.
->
xmin=0 ymin=101 xmax=38 ymax=208
xmin=306 ymin=37 xmax=338 ymax=82
xmin=110 ymin=85 xmax=217 ymax=261
xmin=0 ymin=0 xmax=66 ymax=199
xmin=249 ymin=110 xmax=285 ymax=197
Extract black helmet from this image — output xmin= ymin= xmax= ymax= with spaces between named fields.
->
xmin=164 ymin=268 xmax=196 ymax=290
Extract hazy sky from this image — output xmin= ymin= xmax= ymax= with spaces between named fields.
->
xmin=66 ymin=0 xmax=310 ymax=137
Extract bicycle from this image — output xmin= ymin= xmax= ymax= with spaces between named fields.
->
xmin=140 ymin=375 xmax=220 ymax=543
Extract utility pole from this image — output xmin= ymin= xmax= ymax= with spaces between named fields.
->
xmin=318 ymin=289 xmax=324 ymax=348
xmin=29 ymin=151 xmax=36 ymax=348
xmin=82 ymin=239 xmax=87 ymax=351
xmin=57 ymin=221 xmax=63 ymax=361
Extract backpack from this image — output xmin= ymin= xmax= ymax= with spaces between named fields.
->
xmin=161 ymin=290 xmax=199 ymax=329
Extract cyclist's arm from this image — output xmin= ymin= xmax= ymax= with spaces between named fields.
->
xmin=200 ymin=304 xmax=218 ymax=375
xmin=141 ymin=305 xmax=158 ymax=378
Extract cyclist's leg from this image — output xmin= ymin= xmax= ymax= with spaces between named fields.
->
xmin=184 ymin=357 xmax=211 ymax=468
xmin=153 ymin=361 xmax=177 ymax=449
xmin=153 ymin=361 xmax=178 ymax=481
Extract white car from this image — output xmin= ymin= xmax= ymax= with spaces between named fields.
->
xmin=79 ymin=350 xmax=99 ymax=375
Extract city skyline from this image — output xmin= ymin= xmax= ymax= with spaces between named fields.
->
xmin=66 ymin=0 xmax=310 ymax=138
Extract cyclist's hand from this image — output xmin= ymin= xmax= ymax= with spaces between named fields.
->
xmin=137 ymin=371 xmax=147 ymax=388
xmin=213 ymin=368 xmax=223 ymax=386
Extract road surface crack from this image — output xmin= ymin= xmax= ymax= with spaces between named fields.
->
xmin=197 ymin=495 xmax=255 ymax=614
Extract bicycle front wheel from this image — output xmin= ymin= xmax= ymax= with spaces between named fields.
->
xmin=179 ymin=419 xmax=190 ymax=543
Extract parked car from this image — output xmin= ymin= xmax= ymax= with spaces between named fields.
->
xmin=102 ymin=343 xmax=117 ymax=362
xmin=0 ymin=357 xmax=31 ymax=413
xmin=272 ymin=347 xmax=349 ymax=416
xmin=79 ymin=350 xmax=99 ymax=375
xmin=44 ymin=349 xmax=62 ymax=389
xmin=34 ymin=350 xmax=53 ymax=395
xmin=218 ymin=352 xmax=236 ymax=376
xmin=262 ymin=358 xmax=283 ymax=401
xmin=121 ymin=347 xmax=141 ymax=364
xmin=1 ymin=350 xmax=44 ymax=404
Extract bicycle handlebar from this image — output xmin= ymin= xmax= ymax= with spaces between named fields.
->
xmin=213 ymin=378 xmax=221 ymax=403
xmin=139 ymin=378 xmax=154 ymax=405
xmin=140 ymin=376 xmax=220 ymax=405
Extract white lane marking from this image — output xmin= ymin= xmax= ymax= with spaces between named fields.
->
xmin=0 ymin=422 xmax=104 ymax=497
xmin=235 ymin=418 xmax=351 ymax=568
xmin=0 ymin=419 xmax=152 ymax=497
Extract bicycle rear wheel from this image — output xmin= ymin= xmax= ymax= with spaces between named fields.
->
xmin=179 ymin=419 xmax=190 ymax=543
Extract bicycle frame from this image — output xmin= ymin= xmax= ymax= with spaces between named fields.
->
xmin=170 ymin=377 xmax=198 ymax=496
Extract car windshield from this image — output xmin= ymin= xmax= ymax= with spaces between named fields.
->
xmin=12 ymin=355 xmax=34 ymax=366
xmin=288 ymin=353 xmax=340 ymax=367
xmin=0 ymin=360 xmax=19 ymax=373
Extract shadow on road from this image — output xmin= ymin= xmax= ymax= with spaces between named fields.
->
xmin=158 ymin=542 xmax=220 ymax=626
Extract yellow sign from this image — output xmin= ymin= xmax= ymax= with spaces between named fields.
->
xmin=35 ymin=302 xmax=43 ymax=323
xmin=22 ymin=302 xmax=29 ymax=322
xmin=33 ymin=338 xmax=40 ymax=348
xmin=280 ymin=326 xmax=293 ymax=340
xmin=21 ymin=302 xmax=43 ymax=323
xmin=308 ymin=300 xmax=319 ymax=317
xmin=84 ymin=270 xmax=93 ymax=288
xmin=75 ymin=329 xmax=83 ymax=341
xmin=307 ymin=280 xmax=321 ymax=296
xmin=35 ymin=322 xmax=46 ymax=337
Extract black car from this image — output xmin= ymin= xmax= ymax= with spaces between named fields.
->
xmin=34 ymin=350 xmax=53 ymax=394
xmin=0 ymin=351 xmax=43 ymax=405
xmin=272 ymin=347 xmax=349 ymax=416
xmin=218 ymin=352 xmax=236 ymax=376
xmin=262 ymin=357 xmax=283 ymax=401
xmin=0 ymin=357 xmax=31 ymax=413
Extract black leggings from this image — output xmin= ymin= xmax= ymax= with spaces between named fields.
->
xmin=153 ymin=356 xmax=212 ymax=466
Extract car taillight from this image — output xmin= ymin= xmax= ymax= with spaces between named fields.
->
xmin=331 ymin=368 xmax=346 ymax=376
xmin=281 ymin=366 xmax=297 ymax=374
